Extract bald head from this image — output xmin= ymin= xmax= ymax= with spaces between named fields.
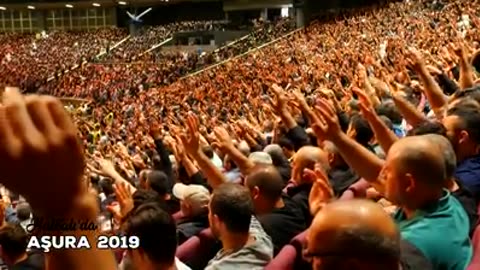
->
xmin=294 ymin=146 xmax=329 ymax=171
xmin=308 ymin=200 xmax=400 ymax=269
xmin=388 ymin=136 xmax=446 ymax=187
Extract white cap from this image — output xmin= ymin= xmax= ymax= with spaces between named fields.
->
xmin=173 ymin=184 xmax=210 ymax=209
xmin=248 ymin=152 xmax=273 ymax=165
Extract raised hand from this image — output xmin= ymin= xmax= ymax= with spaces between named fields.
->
xmin=406 ymin=47 xmax=426 ymax=71
xmin=180 ymin=112 xmax=201 ymax=156
xmin=213 ymin=126 xmax=235 ymax=150
xmin=304 ymin=164 xmax=334 ymax=216
xmin=0 ymin=88 xmax=85 ymax=216
xmin=311 ymin=98 xmax=342 ymax=141
xmin=269 ymin=83 xmax=288 ymax=112
xmin=107 ymin=182 xmax=134 ymax=223
xmin=352 ymin=87 xmax=374 ymax=117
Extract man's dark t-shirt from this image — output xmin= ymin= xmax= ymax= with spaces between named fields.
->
xmin=258 ymin=195 xmax=307 ymax=255
xmin=328 ymin=165 xmax=361 ymax=196
xmin=400 ymin=239 xmax=433 ymax=270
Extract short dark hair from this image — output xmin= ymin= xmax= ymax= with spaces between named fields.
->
xmin=202 ymin=146 xmax=214 ymax=159
xmin=210 ymin=183 xmax=253 ymax=234
xmin=147 ymin=170 xmax=171 ymax=195
xmin=0 ymin=225 xmax=28 ymax=260
xmin=16 ymin=203 xmax=31 ymax=222
xmin=350 ymin=114 xmax=374 ymax=146
xmin=447 ymin=105 xmax=480 ymax=144
xmin=124 ymin=203 xmax=177 ymax=266
xmin=278 ymin=137 xmax=294 ymax=151
xmin=376 ymin=103 xmax=403 ymax=125
xmin=99 ymin=178 xmax=115 ymax=196
xmin=407 ymin=121 xmax=447 ymax=137
xmin=132 ymin=189 xmax=164 ymax=211
xmin=450 ymin=85 xmax=480 ymax=104
xmin=245 ymin=165 xmax=284 ymax=202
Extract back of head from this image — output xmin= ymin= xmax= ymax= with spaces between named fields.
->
xmin=99 ymin=178 xmax=115 ymax=196
xmin=147 ymin=170 xmax=171 ymax=196
xmin=308 ymin=200 xmax=400 ymax=270
xmin=124 ymin=203 xmax=177 ymax=267
xmin=264 ymin=144 xmax=288 ymax=166
xmin=210 ymin=183 xmax=254 ymax=234
xmin=293 ymin=146 xmax=329 ymax=183
xmin=389 ymin=136 xmax=447 ymax=188
xmin=376 ymin=102 xmax=403 ymax=125
xmin=0 ymin=224 xmax=28 ymax=263
xmin=245 ymin=165 xmax=284 ymax=202
xmin=132 ymin=189 xmax=165 ymax=211
xmin=421 ymin=134 xmax=457 ymax=181
xmin=202 ymin=146 xmax=214 ymax=159
xmin=407 ymin=121 xmax=447 ymax=137
xmin=349 ymin=114 xmax=374 ymax=146
xmin=16 ymin=203 xmax=31 ymax=222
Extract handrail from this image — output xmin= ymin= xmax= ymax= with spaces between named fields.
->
xmin=138 ymin=37 xmax=174 ymax=57
xmin=208 ymin=33 xmax=251 ymax=55
xmin=181 ymin=26 xmax=304 ymax=80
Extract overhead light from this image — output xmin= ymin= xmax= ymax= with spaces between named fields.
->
xmin=27 ymin=5 xmax=35 ymax=10
xmin=118 ymin=1 xmax=127 ymax=5
xmin=65 ymin=4 xmax=73 ymax=8
xmin=0 ymin=6 xmax=6 ymax=10
xmin=92 ymin=3 xmax=101 ymax=7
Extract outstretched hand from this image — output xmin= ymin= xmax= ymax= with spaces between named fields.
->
xmin=304 ymin=165 xmax=334 ymax=216
xmin=213 ymin=126 xmax=235 ymax=150
xmin=107 ymin=182 xmax=134 ymax=223
xmin=180 ymin=112 xmax=201 ymax=156
xmin=310 ymin=98 xmax=342 ymax=141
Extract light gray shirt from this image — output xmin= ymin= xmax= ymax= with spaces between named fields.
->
xmin=205 ymin=216 xmax=273 ymax=270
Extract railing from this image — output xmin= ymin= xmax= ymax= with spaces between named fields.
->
xmin=181 ymin=26 xmax=304 ymax=80
xmin=138 ymin=37 xmax=173 ymax=57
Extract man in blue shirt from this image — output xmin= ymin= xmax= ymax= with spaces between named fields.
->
xmin=443 ymin=104 xmax=480 ymax=201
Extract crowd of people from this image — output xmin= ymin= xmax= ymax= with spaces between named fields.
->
xmin=0 ymin=28 xmax=127 ymax=91
xmin=1 ymin=0 xmax=480 ymax=270
xmin=99 ymin=20 xmax=232 ymax=63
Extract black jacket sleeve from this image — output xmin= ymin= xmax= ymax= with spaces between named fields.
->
xmin=154 ymin=139 xmax=173 ymax=185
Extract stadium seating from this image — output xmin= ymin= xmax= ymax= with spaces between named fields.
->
xmin=264 ymin=245 xmax=297 ymax=270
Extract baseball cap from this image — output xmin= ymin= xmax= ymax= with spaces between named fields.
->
xmin=248 ymin=152 xmax=273 ymax=165
xmin=173 ymin=184 xmax=210 ymax=209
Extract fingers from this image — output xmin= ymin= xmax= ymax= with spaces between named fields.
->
xmin=3 ymin=87 xmax=37 ymax=139
xmin=0 ymin=105 xmax=20 ymax=159
xmin=25 ymin=95 xmax=57 ymax=136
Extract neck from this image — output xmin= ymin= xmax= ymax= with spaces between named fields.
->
xmin=221 ymin=231 xmax=250 ymax=253
xmin=274 ymin=197 xmax=285 ymax=209
xmin=402 ymin=189 xmax=444 ymax=219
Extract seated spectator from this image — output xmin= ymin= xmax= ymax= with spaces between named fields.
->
xmin=322 ymin=141 xmax=361 ymax=196
xmin=286 ymin=146 xmax=330 ymax=225
xmin=306 ymin=200 xmax=432 ymax=270
xmin=139 ymin=170 xmax=180 ymax=214
xmin=172 ymin=183 xmax=210 ymax=244
xmin=123 ymin=203 xmax=191 ymax=270
xmin=314 ymin=103 xmax=472 ymax=270
xmin=206 ymin=183 xmax=273 ymax=269
xmin=443 ymin=104 xmax=480 ymax=202
xmin=263 ymin=144 xmax=292 ymax=183
xmin=245 ymin=165 xmax=306 ymax=254
xmin=15 ymin=203 xmax=32 ymax=234
xmin=0 ymin=224 xmax=44 ymax=270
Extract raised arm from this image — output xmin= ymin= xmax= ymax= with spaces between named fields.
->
xmin=181 ymin=113 xmax=227 ymax=190
xmin=310 ymin=98 xmax=386 ymax=194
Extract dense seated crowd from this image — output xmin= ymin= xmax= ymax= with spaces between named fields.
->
xmin=99 ymin=21 xmax=232 ymax=63
xmin=0 ymin=28 xmax=127 ymax=91
xmin=1 ymin=0 xmax=480 ymax=270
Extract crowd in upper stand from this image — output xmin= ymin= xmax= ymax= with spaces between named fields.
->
xmin=1 ymin=0 xmax=480 ymax=270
